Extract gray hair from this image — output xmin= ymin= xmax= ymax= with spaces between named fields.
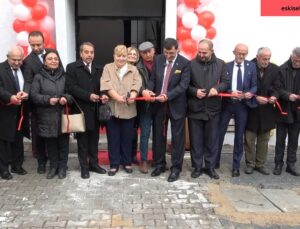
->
xmin=7 ymin=46 xmax=24 ymax=57
xmin=257 ymin=47 xmax=271 ymax=55
xmin=199 ymin=38 xmax=213 ymax=50
xmin=292 ymin=47 xmax=300 ymax=57
xmin=79 ymin=42 xmax=95 ymax=52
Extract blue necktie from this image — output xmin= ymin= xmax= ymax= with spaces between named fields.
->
xmin=236 ymin=64 xmax=243 ymax=91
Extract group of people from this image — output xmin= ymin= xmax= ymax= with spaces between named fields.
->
xmin=0 ymin=31 xmax=300 ymax=182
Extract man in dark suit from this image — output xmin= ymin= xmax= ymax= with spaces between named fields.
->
xmin=143 ymin=38 xmax=190 ymax=182
xmin=66 ymin=42 xmax=108 ymax=179
xmin=244 ymin=47 xmax=279 ymax=175
xmin=216 ymin=43 xmax=257 ymax=177
xmin=23 ymin=31 xmax=48 ymax=174
xmin=0 ymin=46 xmax=30 ymax=179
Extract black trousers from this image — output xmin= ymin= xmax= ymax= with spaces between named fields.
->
xmin=0 ymin=131 xmax=24 ymax=173
xmin=152 ymin=104 xmax=185 ymax=172
xmin=44 ymin=134 xmax=69 ymax=170
xmin=188 ymin=115 xmax=219 ymax=170
xmin=275 ymin=122 xmax=300 ymax=167
xmin=76 ymin=129 xmax=99 ymax=169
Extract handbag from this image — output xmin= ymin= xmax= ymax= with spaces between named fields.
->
xmin=97 ymin=103 xmax=112 ymax=122
xmin=61 ymin=99 xmax=86 ymax=133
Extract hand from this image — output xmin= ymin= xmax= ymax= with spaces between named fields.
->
xmin=268 ymin=96 xmax=277 ymax=104
xmin=49 ymin=97 xmax=59 ymax=105
xmin=156 ymin=94 xmax=168 ymax=102
xmin=59 ymin=97 xmax=67 ymax=105
xmin=289 ymin=94 xmax=299 ymax=102
xmin=101 ymin=95 xmax=109 ymax=104
xmin=116 ymin=95 xmax=126 ymax=103
xmin=208 ymin=88 xmax=218 ymax=97
xmin=10 ymin=95 xmax=22 ymax=105
xmin=256 ymin=96 xmax=268 ymax=105
xmin=232 ymin=91 xmax=244 ymax=99
xmin=196 ymin=89 xmax=206 ymax=99
xmin=244 ymin=92 xmax=253 ymax=99
xmin=142 ymin=89 xmax=155 ymax=97
xmin=90 ymin=93 xmax=100 ymax=102
xmin=16 ymin=91 xmax=28 ymax=100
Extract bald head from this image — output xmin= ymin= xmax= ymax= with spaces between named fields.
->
xmin=7 ymin=46 xmax=24 ymax=69
xmin=233 ymin=43 xmax=248 ymax=64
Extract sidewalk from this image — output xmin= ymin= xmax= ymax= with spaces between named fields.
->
xmin=0 ymin=145 xmax=300 ymax=229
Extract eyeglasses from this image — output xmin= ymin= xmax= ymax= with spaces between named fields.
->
xmin=46 ymin=57 xmax=59 ymax=61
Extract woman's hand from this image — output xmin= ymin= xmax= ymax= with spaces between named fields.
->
xmin=49 ymin=97 xmax=59 ymax=105
xmin=101 ymin=95 xmax=109 ymax=104
xmin=59 ymin=97 xmax=67 ymax=105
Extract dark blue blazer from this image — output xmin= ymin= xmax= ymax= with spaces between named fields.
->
xmin=147 ymin=54 xmax=190 ymax=120
xmin=226 ymin=60 xmax=257 ymax=108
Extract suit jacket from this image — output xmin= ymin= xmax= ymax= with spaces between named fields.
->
xmin=0 ymin=60 xmax=30 ymax=141
xmin=147 ymin=54 xmax=190 ymax=120
xmin=66 ymin=60 xmax=103 ymax=131
xmin=225 ymin=60 xmax=257 ymax=108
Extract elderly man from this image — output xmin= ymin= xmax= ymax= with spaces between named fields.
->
xmin=274 ymin=47 xmax=300 ymax=176
xmin=244 ymin=47 xmax=279 ymax=175
xmin=187 ymin=39 xmax=229 ymax=180
xmin=0 ymin=46 xmax=30 ymax=179
xmin=216 ymin=43 xmax=257 ymax=177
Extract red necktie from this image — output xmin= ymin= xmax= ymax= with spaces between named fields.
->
xmin=161 ymin=61 xmax=172 ymax=94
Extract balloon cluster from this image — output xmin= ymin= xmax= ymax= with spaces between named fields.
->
xmin=177 ymin=0 xmax=216 ymax=59
xmin=10 ymin=0 xmax=56 ymax=56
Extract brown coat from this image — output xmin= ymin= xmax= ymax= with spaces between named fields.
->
xmin=101 ymin=63 xmax=142 ymax=119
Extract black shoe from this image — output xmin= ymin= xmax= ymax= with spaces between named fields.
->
xmin=205 ymin=169 xmax=220 ymax=180
xmin=255 ymin=166 xmax=270 ymax=175
xmin=286 ymin=166 xmax=300 ymax=176
xmin=37 ymin=164 xmax=46 ymax=174
xmin=244 ymin=166 xmax=254 ymax=174
xmin=215 ymin=163 xmax=220 ymax=169
xmin=151 ymin=167 xmax=166 ymax=177
xmin=191 ymin=168 xmax=202 ymax=178
xmin=89 ymin=164 xmax=106 ymax=174
xmin=81 ymin=168 xmax=90 ymax=179
xmin=232 ymin=169 xmax=240 ymax=177
xmin=47 ymin=168 xmax=57 ymax=179
xmin=273 ymin=164 xmax=282 ymax=175
xmin=108 ymin=168 xmax=119 ymax=176
xmin=167 ymin=171 xmax=180 ymax=182
xmin=124 ymin=166 xmax=133 ymax=174
xmin=1 ymin=170 xmax=13 ymax=180
xmin=11 ymin=167 xmax=27 ymax=175
xmin=58 ymin=168 xmax=66 ymax=179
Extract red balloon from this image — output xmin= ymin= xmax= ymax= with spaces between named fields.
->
xmin=177 ymin=18 xmax=183 ymax=28
xmin=177 ymin=26 xmax=191 ymax=41
xmin=180 ymin=38 xmax=197 ymax=54
xmin=198 ymin=11 xmax=215 ymax=29
xmin=18 ymin=45 xmax=28 ymax=57
xmin=41 ymin=31 xmax=51 ymax=45
xmin=45 ymin=41 xmax=56 ymax=49
xmin=13 ymin=19 xmax=26 ymax=33
xmin=31 ymin=4 xmax=47 ymax=20
xmin=184 ymin=0 xmax=200 ymax=9
xmin=22 ymin=0 xmax=37 ymax=7
xmin=206 ymin=27 xmax=217 ymax=39
xmin=25 ymin=19 xmax=40 ymax=32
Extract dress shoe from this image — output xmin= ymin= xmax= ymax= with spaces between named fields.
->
xmin=58 ymin=168 xmax=67 ymax=179
xmin=11 ymin=167 xmax=27 ymax=175
xmin=286 ymin=166 xmax=300 ymax=176
xmin=205 ymin=169 xmax=220 ymax=180
xmin=1 ymin=170 xmax=13 ymax=180
xmin=273 ymin=164 xmax=282 ymax=175
xmin=124 ymin=166 xmax=133 ymax=174
xmin=191 ymin=168 xmax=202 ymax=178
xmin=232 ymin=169 xmax=240 ymax=177
xmin=167 ymin=171 xmax=180 ymax=182
xmin=139 ymin=161 xmax=148 ymax=174
xmin=151 ymin=167 xmax=166 ymax=177
xmin=89 ymin=164 xmax=106 ymax=174
xmin=108 ymin=168 xmax=119 ymax=176
xmin=47 ymin=168 xmax=57 ymax=179
xmin=255 ymin=166 xmax=270 ymax=175
xmin=244 ymin=166 xmax=254 ymax=174
xmin=37 ymin=164 xmax=46 ymax=174
xmin=81 ymin=168 xmax=90 ymax=179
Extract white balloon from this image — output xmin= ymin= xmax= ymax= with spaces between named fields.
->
xmin=16 ymin=31 xmax=29 ymax=46
xmin=13 ymin=4 xmax=31 ymax=21
xmin=182 ymin=12 xmax=198 ymax=29
xmin=40 ymin=16 xmax=55 ymax=32
xmin=177 ymin=3 xmax=193 ymax=18
xmin=9 ymin=0 xmax=21 ymax=5
xmin=191 ymin=25 xmax=207 ymax=42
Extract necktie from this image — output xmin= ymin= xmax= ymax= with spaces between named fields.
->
xmin=161 ymin=61 xmax=173 ymax=94
xmin=85 ymin=63 xmax=91 ymax=74
xmin=13 ymin=69 xmax=20 ymax=92
xmin=236 ymin=64 xmax=243 ymax=91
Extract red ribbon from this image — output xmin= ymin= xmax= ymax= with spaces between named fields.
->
xmin=64 ymin=104 xmax=70 ymax=133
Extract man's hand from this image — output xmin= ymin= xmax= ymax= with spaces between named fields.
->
xmin=59 ymin=97 xmax=67 ymax=105
xmin=232 ymin=90 xmax=244 ymax=99
xmin=101 ymin=95 xmax=109 ymax=104
xmin=289 ymin=93 xmax=299 ymax=102
xmin=90 ymin=93 xmax=100 ymax=102
xmin=196 ymin=89 xmax=206 ymax=99
xmin=208 ymin=88 xmax=218 ymax=97
xmin=244 ymin=92 xmax=253 ymax=99
xmin=142 ymin=89 xmax=156 ymax=102
xmin=268 ymin=96 xmax=277 ymax=104
xmin=10 ymin=95 xmax=21 ymax=105
xmin=156 ymin=94 xmax=168 ymax=102
xmin=16 ymin=91 xmax=28 ymax=100
xmin=256 ymin=96 xmax=268 ymax=105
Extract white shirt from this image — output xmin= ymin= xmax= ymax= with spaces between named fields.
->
xmin=11 ymin=68 xmax=24 ymax=91
xmin=161 ymin=56 xmax=177 ymax=94
xmin=231 ymin=61 xmax=244 ymax=91
xmin=117 ymin=63 xmax=128 ymax=80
